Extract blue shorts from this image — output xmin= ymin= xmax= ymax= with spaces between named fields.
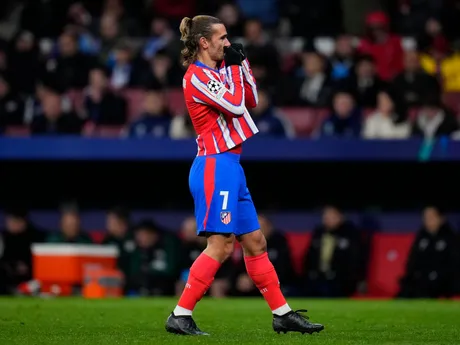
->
xmin=189 ymin=152 xmax=260 ymax=236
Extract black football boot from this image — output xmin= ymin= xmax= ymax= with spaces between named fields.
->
xmin=165 ymin=313 xmax=209 ymax=336
xmin=273 ymin=309 xmax=324 ymax=334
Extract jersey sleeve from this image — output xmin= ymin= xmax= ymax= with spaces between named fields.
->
xmin=241 ymin=58 xmax=258 ymax=108
xmin=189 ymin=66 xmax=246 ymax=117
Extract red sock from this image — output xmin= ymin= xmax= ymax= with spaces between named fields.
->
xmin=177 ymin=253 xmax=221 ymax=311
xmin=244 ymin=252 xmax=287 ymax=311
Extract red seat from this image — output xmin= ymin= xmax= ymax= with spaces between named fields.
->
xmin=285 ymin=232 xmax=312 ymax=275
xmin=67 ymin=89 xmax=85 ymax=114
xmin=362 ymin=108 xmax=375 ymax=118
xmin=442 ymin=92 xmax=460 ymax=113
xmin=4 ymin=126 xmax=30 ymax=136
xmin=92 ymin=125 xmax=124 ymax=137
xmin=89 ymin=230 xmax=105 ymax=244
xmin=121 ymin=89 xmax=146 ymax=121
xmin=408 ymin=107 xmax=419 ymax=122
xmin=366 ymin=233 xmax=415 ymax=297
xmin=166 ymin=88 xmax=186 ymax=115
xmin=281 ymin=108 xmax=318 ymax=137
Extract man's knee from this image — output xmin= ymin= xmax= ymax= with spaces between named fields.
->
xmin=204 ymin=233 xmax=234 ymax=263
xmin=238 ymin=230 xmax=267 ymax=256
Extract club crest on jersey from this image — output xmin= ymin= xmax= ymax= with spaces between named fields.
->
xmin=220 ymin=211 xmax=231 ymax=225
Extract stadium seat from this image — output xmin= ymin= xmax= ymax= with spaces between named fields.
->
xmin=89 ymin=231 xmax=105 ymax=244
xmin=121 ymin=89 xmax=146 ymax=121
xmin=285 ymin=232 xmax=312 ymax=275
xmin=91 ymin=126 xmax=125 ymax=137
xmin=4 ymin=126 xmax=30 ymax=136
xmin=67 ymin=89 xmax=85 ymax=114
xmin=362 ymin=108 xmax=375 ymax=118
xmin=311 ymin=108 xmax=330 ymax=136
xmin=366 ymin=233 xmax=415 ymax=297
xmin=166 ymin=88 xmax=186 ymax=115
xmin=408 ymin=107 xmax=419 ymax=122
xmin=281 ymin=108 xmax=318 ymax=137
xmin=442 ymin=92 xmax=460 ymax=114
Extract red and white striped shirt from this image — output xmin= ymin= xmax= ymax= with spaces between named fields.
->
xmin=183 ymin=59 xmax=259 ymax=156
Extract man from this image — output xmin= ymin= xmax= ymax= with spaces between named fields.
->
xmin=165 ymin=14 xmax=324 ymax=336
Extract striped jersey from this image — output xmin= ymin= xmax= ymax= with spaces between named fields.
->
xmin=183 ymin=59 xmax=259 ymax=156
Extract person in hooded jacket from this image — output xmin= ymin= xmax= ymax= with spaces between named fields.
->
xmin=398 ymin=206 xmax=460 ymax=298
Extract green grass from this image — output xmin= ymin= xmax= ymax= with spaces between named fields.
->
xmin=0 ymin=298 xmax=459 ymax=344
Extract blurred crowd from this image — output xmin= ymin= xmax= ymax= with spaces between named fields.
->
xmin=1 ymin=1 xmax=460 ymax=139
xmin=1 ymin=204 xmax=459 ymax=299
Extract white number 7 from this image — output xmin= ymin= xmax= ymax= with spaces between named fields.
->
xmin=219 ymin=191 xmax=229 ymax=210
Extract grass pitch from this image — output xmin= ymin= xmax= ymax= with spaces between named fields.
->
xmin=0 ymin=297 xmax=459 ymax=345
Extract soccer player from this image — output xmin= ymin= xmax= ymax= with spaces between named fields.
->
xmin=165 ymin=15 xmax=324 ymax=336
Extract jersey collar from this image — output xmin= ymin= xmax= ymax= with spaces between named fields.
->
xmin=194 ymin=60 xmax=219 ymax=72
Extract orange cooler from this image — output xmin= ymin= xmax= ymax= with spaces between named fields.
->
xmin=32 ymin=244 xmax=119 ymax=285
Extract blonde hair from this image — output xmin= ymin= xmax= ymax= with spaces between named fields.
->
xmin=179 ymin=15 xmax=223 ymax=67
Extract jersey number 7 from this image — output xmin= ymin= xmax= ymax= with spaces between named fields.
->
xmin=219 ymin=191 xmax=229 ymax=210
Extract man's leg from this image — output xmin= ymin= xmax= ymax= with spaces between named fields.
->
xmin=238 ymin=230 xmax=291 ymax=315
xmin=174 ymin=234 xmax=234 ymax=316
xmin=167 ymin=154 xmax=238 ymax=335
xmin=166 ymin=233 xmax=234 ymax=335
xmin=235 ymin=180 xmax=324 ymax=334
xmin=238 ymin=230 xmax=324 ymax=334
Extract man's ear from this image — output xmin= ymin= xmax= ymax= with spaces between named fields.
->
xmin=199 ymin=36 xmax=208 ymax=50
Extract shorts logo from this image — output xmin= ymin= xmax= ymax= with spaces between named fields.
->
xmin=220 ymin=211 xmax=232 ymax=225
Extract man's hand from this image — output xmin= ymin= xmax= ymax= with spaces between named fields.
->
xmin=224 ymin=46 xmax=242 ymax=66
xmin=231 ymin=43 xmax=246 ymax=61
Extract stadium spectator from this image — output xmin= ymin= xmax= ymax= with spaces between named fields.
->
xmin=302 ymin=206 xmax=364 ymax=297
xmin=358 ymin=11 xmax=404 ymax=81
xmin=98 ymin=14 xmax=124 ymax=65
xmin=283 ymin=51 xmax=333 ymax=107
xmin=42 ymin=32 xmax=96 ymax=91
xmin=83 ymin=66 xmax=127 ymax=125
xmin=127 ymin=220 xmax=181 ymax=296
xmin=169 ymin=113 xmax=195 ymax=139
xmin=0 ymin=209 xmax=46 ymax=295
xmin=215 ymin=2 xmax=244 ymax=37
xmin=329 ymin=34 xmax=356 ymax=81
xmin=108 ymin=42 xmax=142 ymax=89
xmin=236 ymin=0 xmax=278 ymax=27
xmin=230 ymin=215 xmax=295 ymax=297
xmin=392 ymin=50 xmax=441 ymax=108
xmin=417 ymin=17 xmax=450 ymax=58
xmin=141 ymin=48 xmax=183 ymax=89
xmin=127 ymin=88 xmax=172 ymax=138
xmin=243 ymin=18 xmax=280 ymax=82
xmin=142 ymin=17 xmax=175 ymax=61
xmin=30 ymin=90 xmax=83 ymax=135
xmin=101 ymin=206 xmax=135 ymax=285
xmin=412 ymin=94 xmax=460 ymax=139
xmin=46 ymin=205 xmax=92 ymax=243
xmin=321 ymin=91 xmax=362 ymax=138
xmin=7 ymin=31 xmax=40 ymax=96
xmin=398 ymin=206 xmax=460 ymax=298
xmin=0 ymin=73 xmax=25 ymax=127
xmin=250 ymin=89 xmax=295 ymax=138
xmin=338 ymin=54 xmax=386 ymax=108
xmin=176 ymin=216 xmax=232 ymax=298
xmin=420 ymin=39 xmax=460 ymax=93
xmin=362 ymin=89 xmax=411 ymax=139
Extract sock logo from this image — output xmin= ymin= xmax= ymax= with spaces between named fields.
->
xmin=260 ymin=288 xmax=268 ymax=294
xmin=185 ymin=283 xmax=192 ymax=289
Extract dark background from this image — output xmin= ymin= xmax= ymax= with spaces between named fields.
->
xmin=1 ymin=160 xmax=458 ymax=211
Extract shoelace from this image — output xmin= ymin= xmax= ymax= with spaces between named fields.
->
xmin=293 ymin=309 xmax=310 ymax=320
